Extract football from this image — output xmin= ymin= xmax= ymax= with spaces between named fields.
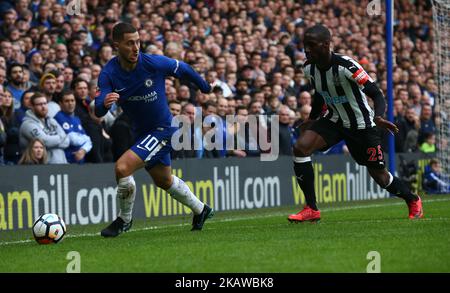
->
xmin=32 ymin=213 xmax=67 ymax=244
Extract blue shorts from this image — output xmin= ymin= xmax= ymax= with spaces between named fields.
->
xmin=130 ymin=127 xmax=177 ymax=171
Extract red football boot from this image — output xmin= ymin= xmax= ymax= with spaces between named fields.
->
xmin=288 ymin=206 xmax=321 ymax=223
xmin=408 ymin=196 xmax=424 ymax=219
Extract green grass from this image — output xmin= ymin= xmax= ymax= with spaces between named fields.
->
xmin=1 ymin=195 xmax=450 ymax=272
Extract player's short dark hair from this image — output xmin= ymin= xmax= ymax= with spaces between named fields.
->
xmin=112 ymin=22 xmax=137 ymax=42
xmin=305 ymin=24 xmax=331 ymax=42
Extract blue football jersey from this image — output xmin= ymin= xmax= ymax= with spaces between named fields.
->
xmin=95 ymin=53 xmax=211 ymax=138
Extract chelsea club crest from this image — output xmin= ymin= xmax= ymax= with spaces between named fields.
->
xmin=145 ymin=79 xmax=153 ymax=87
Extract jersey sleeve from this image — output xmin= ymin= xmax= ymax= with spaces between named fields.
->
xmin=153 ymin=55 xmax=211 ymax=93
xmin=342 ymin=58 xmax=374 ymax=89
xmin=342 ymin=58 xmax=386 ymax=117
xmin=94 ymin=71 xmax=113 ymax=117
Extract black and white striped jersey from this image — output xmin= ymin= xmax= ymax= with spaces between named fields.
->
xmin=303 ymin=53 xmax=376 ymax=129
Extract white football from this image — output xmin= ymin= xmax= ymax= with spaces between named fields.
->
xmin=32 ymin=213 xmax=67 ymax=244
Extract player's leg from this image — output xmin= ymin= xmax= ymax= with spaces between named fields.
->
xmin=148 ymin=163 xmax=203 ymax=214
xmin=288 ymin=118 xmax=340 ymax=222
xmin=368 ymin=167 xmax=423 ymax=219
xmin=145 ymin=127 xmax=214 ymax=230
xmin=292 ymin=129 xmax=327 ymax=211
xmin=115 ymin=150 xmax=143 ymax=222
xmin=344 ymin=127 xmax=423 ymax=219
xmin=289 ymin=119 xmax=339 ymax=222
xmin=101 ymin=149 xmax=144 ymax=237
xmin=147 ymin=163 xmax=214 ymax=231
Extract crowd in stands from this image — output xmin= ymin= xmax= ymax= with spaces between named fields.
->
xmin=0 ymin=0 xmax=444 ymax=166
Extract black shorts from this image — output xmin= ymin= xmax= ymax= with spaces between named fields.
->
xmin=309 ymin=118 xmax=386 ymax=169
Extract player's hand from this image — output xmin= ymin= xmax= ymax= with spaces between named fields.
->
xmin=104 ymin=92 xmax=119 ymax=109
xmin=374 ymin=116 xmax=399 ymax=135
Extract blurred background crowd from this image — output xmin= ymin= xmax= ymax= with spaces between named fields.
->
xmin=0 ymin=0 xmax=444 ymax=167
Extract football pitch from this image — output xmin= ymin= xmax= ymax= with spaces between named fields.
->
xmin=1 ymin=195 xmax=449 ymax=273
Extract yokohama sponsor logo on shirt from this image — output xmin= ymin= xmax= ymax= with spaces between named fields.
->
xmin=352 ymin=68 xmax=370 ymax=85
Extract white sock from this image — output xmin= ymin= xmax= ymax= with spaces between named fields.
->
xmin=117 ymin=176 xmax=136 ymax=223
xmin=167 ymin=175 xmax=204 ymax=215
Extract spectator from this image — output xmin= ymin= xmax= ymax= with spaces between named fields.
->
xmin=15 ymin=89 xmax=34 ymax=124
xmin=6 ymin=63 xmax=28 ymax=110
xmin=284 ymin=95 xmax=298 ymax=112
xmin=403 ymin=106 xmax=420 ymax=152
xmin=28 ymin=51 xmax=44 ymax=83
xmin=419 ymin=132 xmax=436 ymax=154
xmin=55 ymin=44 xmax=69 ymax=66
xmin=63 ymin=67 xmax=74 ymax=87
xmin=227 ymin=105 xmax=260 ymax=157
xmin=18 ymin=138 xmax=48 ymax=165
xmin=53 ymin=70 xmax=66 ymax=103
xmin=418 ymin=103 xmax=435 ymax=144
xmin=177 ymin=84 xmax=191 ymax=104
xmin=422 ymin=159 xmax=450 ymax=194
xmin=169 ymin=100 xmax=182 ymax=117
xmin=72 ymin=77 xmax=104 ymax=163
xmin=298 ymin=91 xmax=312 ymax=107
xmin=206 ymin=70 xmax=233 ymax=98
xmin=54 ymin=91 xmax=93 ymax=164
xmin=39 ymin=72 xmax=60 ymax=118
xmin=277 ymin=105 xmax=294 ymax=156
xmin=180 ymin=103 xmax=200 ymax=159
xmin=393 ymin=98 xmax=409 ymax=152
xmin=266 ymin=95 xmax=280 ymax=117
xmin=0 ymin=89 xmax=21 ymax=164
xmin=19 ymin=92 xmax=69 ymax=164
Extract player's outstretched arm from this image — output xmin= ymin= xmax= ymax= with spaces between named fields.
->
xmin=176 ymin=61 xmax=211 ymax=93
xmin=156 ymin=55 xmax=211 ymax=93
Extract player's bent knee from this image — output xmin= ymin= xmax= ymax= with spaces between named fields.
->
xmin=115 ymin=162 xmax=133 ymax=179
xmin=153 ymin=175 xmax=173 ymax=190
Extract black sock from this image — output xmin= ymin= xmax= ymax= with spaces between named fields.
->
xmin=294 ymin=161 xmax=318 ymax=210
xmin=385 ymin=177 xmax=419 ymax=203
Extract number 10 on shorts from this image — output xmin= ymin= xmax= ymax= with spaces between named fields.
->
xmin=137 ymin=134 xmax=160 ymax=152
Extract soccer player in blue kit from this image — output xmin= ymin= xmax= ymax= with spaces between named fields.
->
xmin=95 ymin=23 xmax=214 ymax=237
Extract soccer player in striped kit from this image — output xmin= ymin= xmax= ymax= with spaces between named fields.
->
xmin=289 ymin=25 xmax=423 ymax=222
